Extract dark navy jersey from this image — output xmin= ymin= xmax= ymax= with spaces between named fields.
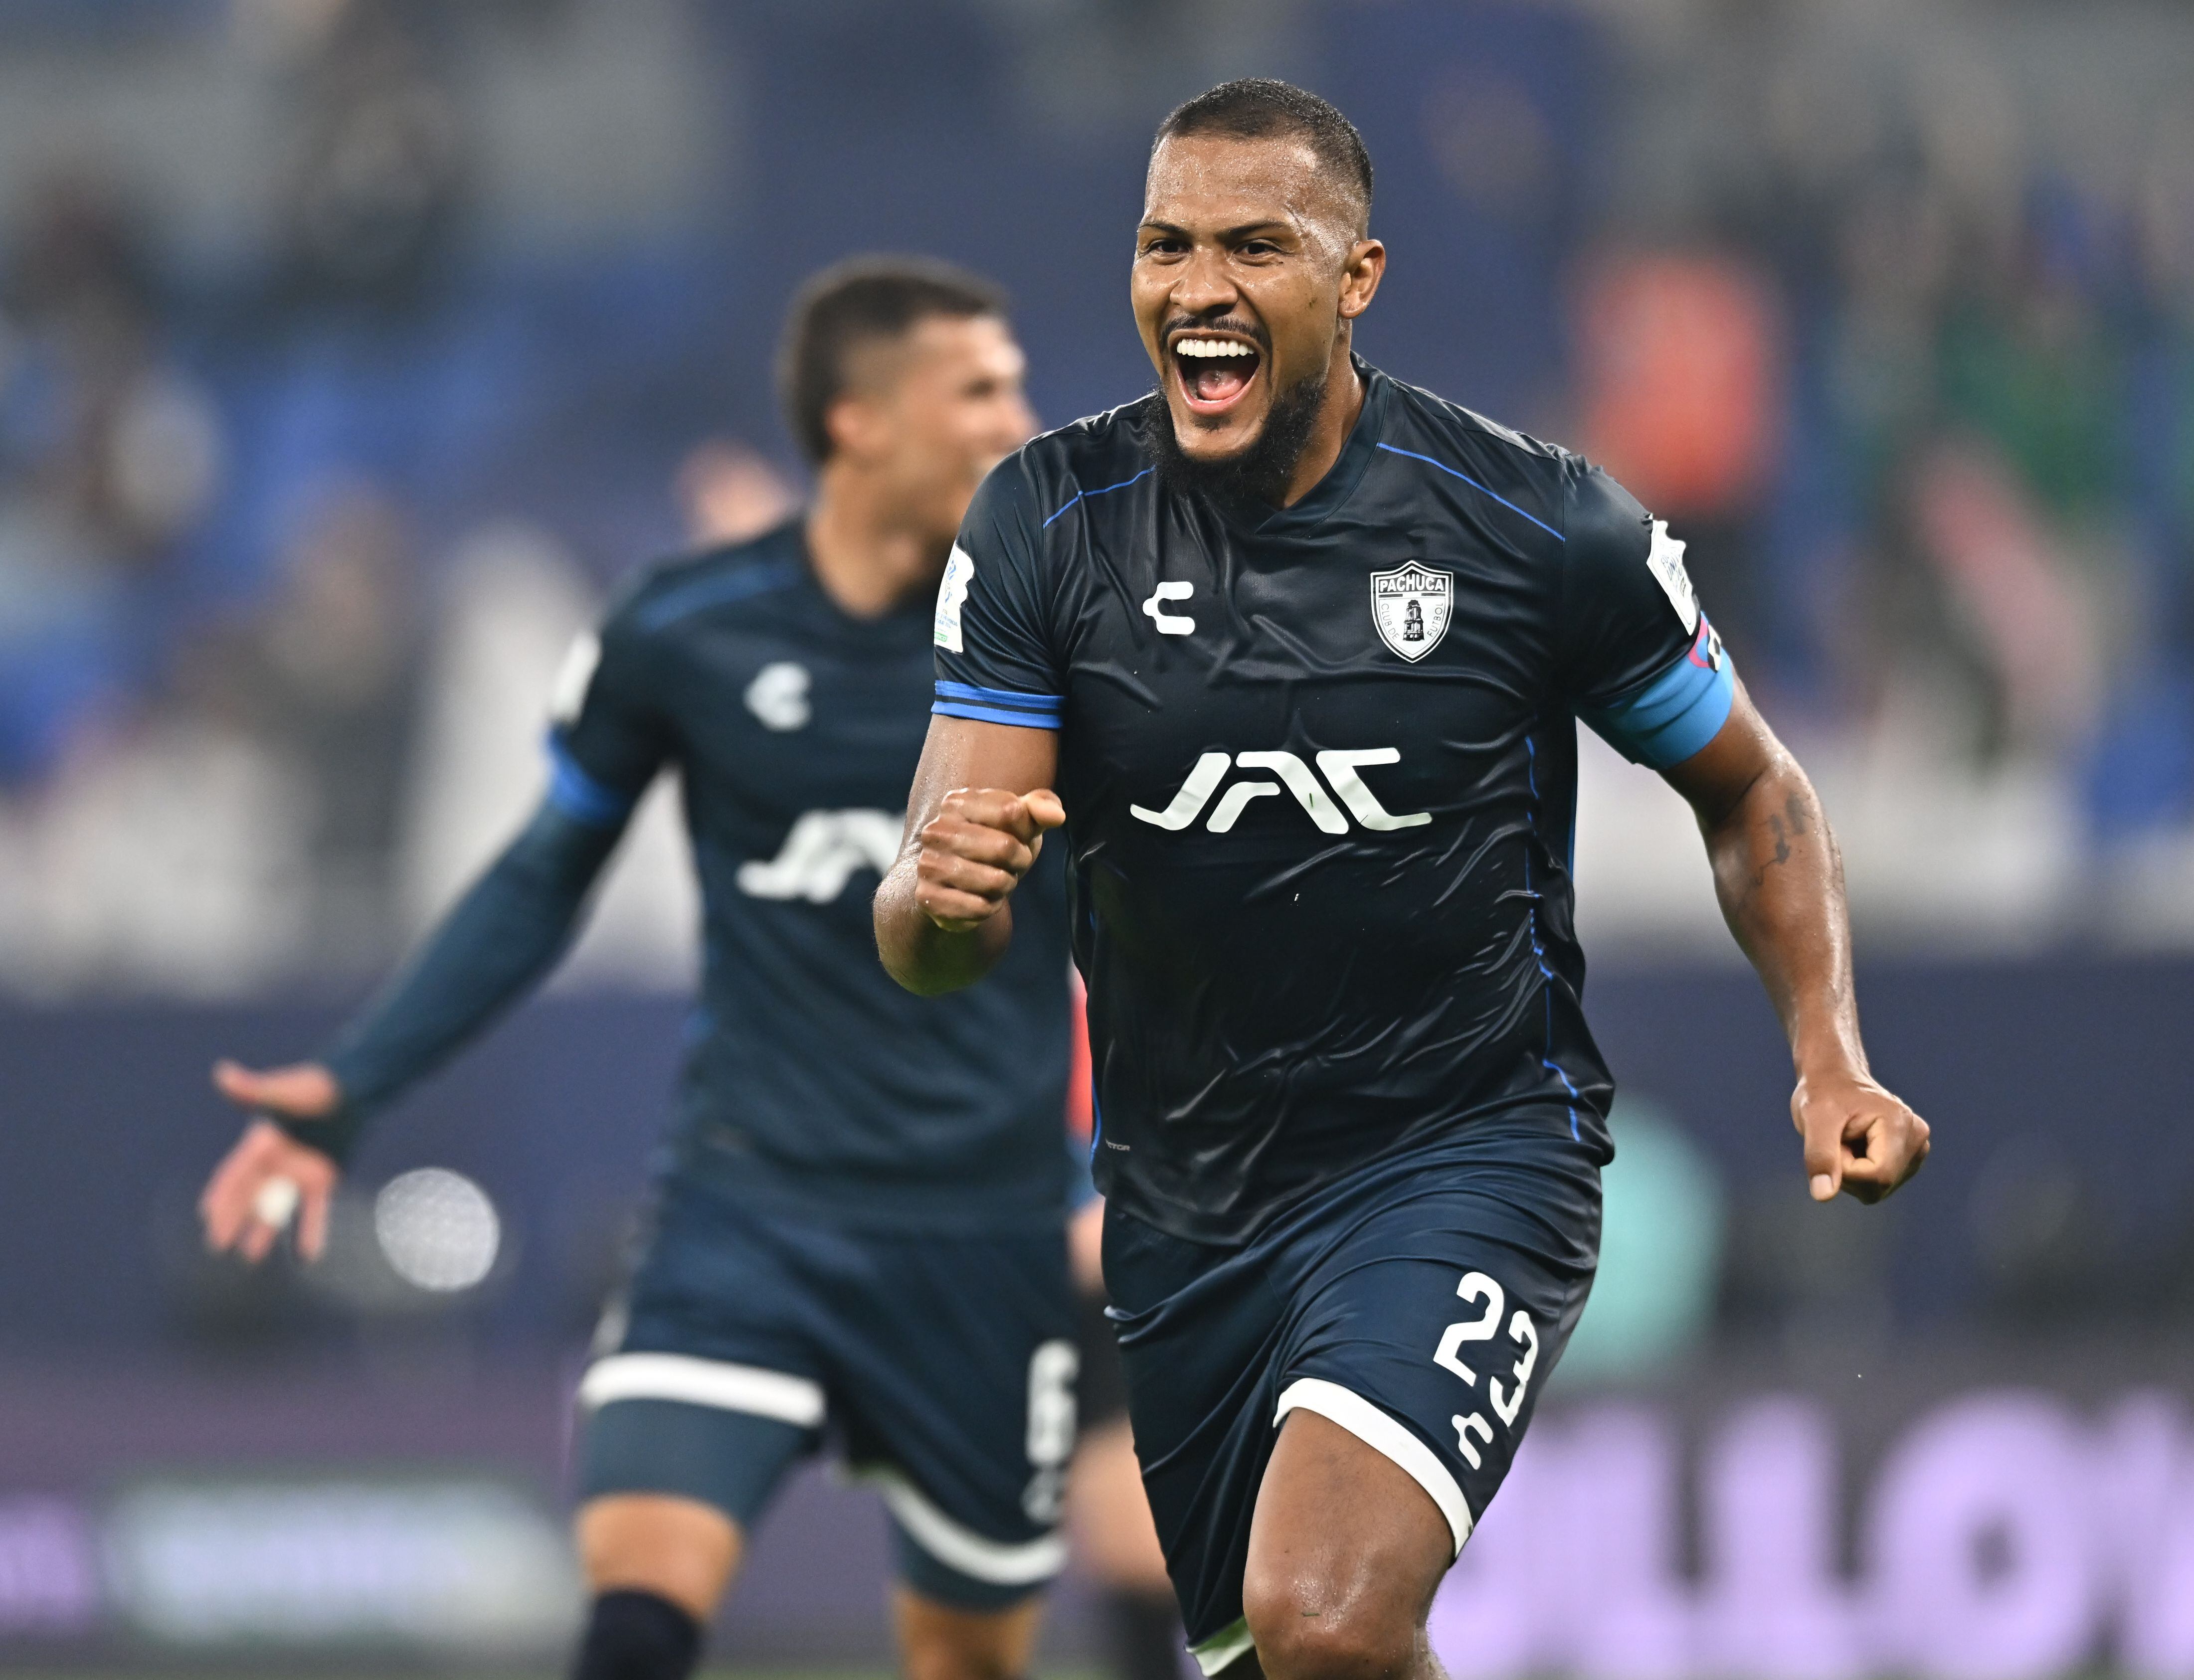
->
xmin=934 ymin=362 xmax=1733 ymax=1245
xmin=553 ymin=519 xmax=1072 ymax=1232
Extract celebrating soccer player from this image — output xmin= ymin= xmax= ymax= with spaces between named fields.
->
xmin=196 ymin=259 xmax=1082 ymax=1680
xmin=876 ymin=80 xmax=1931 ymax=1680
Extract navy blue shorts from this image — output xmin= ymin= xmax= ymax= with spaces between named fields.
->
xmin=1103 ymin=1116 xmax=1602 ymax=1672
xmin=576 ymin=1179 xmax=1078 ymax=1611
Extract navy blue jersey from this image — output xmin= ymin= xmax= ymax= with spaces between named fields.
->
xmin=555 ymin=520 xmax=1072 ymax=1232
xmin=934 ymin=362 xmax=1732 ymax=1245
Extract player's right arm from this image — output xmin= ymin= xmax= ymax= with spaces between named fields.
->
xmin=876 ymin=454 xmax=1065 ymax=995
xmin=201 ymin=608 xmax=670 ymax=1262
xmin=876 ymin=719 xmax=1061 ymax=994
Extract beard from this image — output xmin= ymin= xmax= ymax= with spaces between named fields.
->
xmin=1144 ymin=361 xmax=1330 ymax=507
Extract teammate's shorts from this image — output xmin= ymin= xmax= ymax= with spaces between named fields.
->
xmin=1103 ymin=1114 xmax=1602 ymax=1673
xmin=576 ymin=1178 xmax=1078 ymax=1611
xmin=1075 ymin=1285 xmax=1131 ymax=1430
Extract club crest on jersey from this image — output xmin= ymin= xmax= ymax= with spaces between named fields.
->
xmin=1370 ymin=563 xmax=1453 ymax=662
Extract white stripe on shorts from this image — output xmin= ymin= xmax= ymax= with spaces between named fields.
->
xmin=1275 ymin=1377 xmax=1474 ymax=1557
xmin=578 ymin=1352 xmax=826 ymax=1429
xmin=855 ymin=1465 xmax=1068 ymax=1586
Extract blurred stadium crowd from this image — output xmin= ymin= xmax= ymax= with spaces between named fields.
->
xmin=0 ymin=0 xmax=2189 ymax=998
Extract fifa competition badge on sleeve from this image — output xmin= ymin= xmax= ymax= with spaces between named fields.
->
xmin=934 ymin=542 xmax=973 ymax=653
xmin=1645 ymin=518 xmax=1700 ymax=633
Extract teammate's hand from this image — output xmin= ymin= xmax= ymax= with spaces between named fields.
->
xmin=914 ymin=787 xmax=1065 ymax=932
xmin=201 ymin=1059 xmax=345 ymax=1262
xmin=1791 ymin=1064 xmax=1929 ymax=1204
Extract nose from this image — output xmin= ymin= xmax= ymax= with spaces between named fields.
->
xmin=1169 ymin=244 xmax=1240 ymax=319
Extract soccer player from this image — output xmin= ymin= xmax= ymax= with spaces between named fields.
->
xmin=196 ymin=258 xmax=1082 ymax=1680
xmin=875 ymin=80 xmax=1931 ymax=1680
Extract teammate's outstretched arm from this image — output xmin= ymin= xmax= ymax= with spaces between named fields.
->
xmin=1663 ymin=684 xmax=1930 ymax=1204
xmin=876 ymin=715 xmax=1060 ymax=995
xmin=200 ymin=792 xmax=631 ymax=1262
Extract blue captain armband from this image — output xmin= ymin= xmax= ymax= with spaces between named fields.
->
xmin=546 ymin=733 xmax=641 ymax=827
xmin=1580 ymin=621 xmax=1736 ymax=770
xmin=932 ymin=681 xmax=1063 ymax=730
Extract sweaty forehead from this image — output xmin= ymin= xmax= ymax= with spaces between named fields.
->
xmin=1143 ymin=133 xmax=1361 ymax=242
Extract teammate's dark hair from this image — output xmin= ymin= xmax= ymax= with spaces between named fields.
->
xmin=1153 ymin=79 xmax=1373 ymax=233
xmin=778 ymin=256 xmax=1008 ymax=466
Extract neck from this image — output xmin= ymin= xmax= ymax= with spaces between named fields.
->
xmin=805 ymin=467 xmax=947 ymax=619
xmin=1279 ymin=344 xmax=1365 ymax=507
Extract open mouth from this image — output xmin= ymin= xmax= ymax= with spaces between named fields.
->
xmin=1171 ymin=334 xmax=1263 ymax=417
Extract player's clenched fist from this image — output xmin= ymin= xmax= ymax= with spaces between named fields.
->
xmin=914 ymin=787 xmax=1065 ymax=932
xmin=1792 ymin=1066 xmax=1930 ymax=1205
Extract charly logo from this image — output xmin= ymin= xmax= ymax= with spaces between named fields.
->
xmin=1129 ymin=749 xmax=1430 ymax=835
xmin=1142 ymin=581 xmax=1195 ymax=635
xmin=1370 ymin=563 xmax=1453 ymax=662
xmin=736 ymin=810 xmax=902 ymax=902
xmin=743 ymin=661 xmax=811 ymax=731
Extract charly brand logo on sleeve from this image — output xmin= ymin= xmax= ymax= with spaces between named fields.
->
xmin=1370 ymin=564 xmax=1453 ymax=661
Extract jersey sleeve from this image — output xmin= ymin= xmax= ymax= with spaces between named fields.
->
xmin=545 ymin=591 xmax=674 ymax=824
xmin=932 ymin=457 xmax=1064 ymax=729
xmin=1558 ymin=463 xmax=1735 ymax=770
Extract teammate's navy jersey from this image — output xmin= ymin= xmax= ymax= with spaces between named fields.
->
xmin=554 ymin=519 xmax=1072 ymax=1232
xmin=934 ymin=361 xmax=1733 ymax=1245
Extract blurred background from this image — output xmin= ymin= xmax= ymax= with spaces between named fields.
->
xmin=1 ymin=0 xmax=2192 ymax=1674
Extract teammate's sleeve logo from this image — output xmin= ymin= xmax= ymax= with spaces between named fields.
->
xmin=549 ymin=632 xmax=602 ymax=725
xmin=933 ymin=543 xmax=974 ymax=653
xmin=1645 ymin=518 xmax=1700 ymax=633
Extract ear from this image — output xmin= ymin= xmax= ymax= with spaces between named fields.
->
xmin=823 ymin=393 xmax=883 ymax=463
xmin=1338 ymin=237 xmax=1386 ymax=321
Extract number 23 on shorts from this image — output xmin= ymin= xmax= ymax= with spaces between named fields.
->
xmin=1431 ymin=1271 xmax=1539 ymax=1469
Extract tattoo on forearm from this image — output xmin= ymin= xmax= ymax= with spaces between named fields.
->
xmin=1747 ymin=795 xmax=1816 ymax=891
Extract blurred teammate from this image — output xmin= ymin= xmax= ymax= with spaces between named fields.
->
xmin=197 ymin=258 xmax=1080 ymax=1680
xmin=1065 ymin=986 xmax=1188 ymax=1680
xmin=877 ymin=80 xmax=1930 ymax=1680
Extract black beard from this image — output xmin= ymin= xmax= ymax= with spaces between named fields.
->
xmin=1143 ymin=363 xmax=1330 ymax=507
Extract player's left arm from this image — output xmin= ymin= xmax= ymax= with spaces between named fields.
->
xmin=1559 ymin=460 xmax=1927 ymax=1205
xmin=1662 ymin=689 xmax=1930 ymax=1203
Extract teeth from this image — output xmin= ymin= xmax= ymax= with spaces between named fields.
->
xmin=1175 ymin=338 xmax=1256 ymax=359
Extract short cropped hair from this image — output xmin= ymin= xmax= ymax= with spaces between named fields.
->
xmin=778 ymin=256 xmax=1008 ymax=465
xmin=1153 ymin=78 xmax=1374 ymax=233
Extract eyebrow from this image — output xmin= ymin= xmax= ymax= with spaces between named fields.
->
xmin=1136 ymin=218 xmax=1298 ymax=242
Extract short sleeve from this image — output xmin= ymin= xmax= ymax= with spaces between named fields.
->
xmin=932 ymin=458 xmax=1063 ymax=730
xmin=544 ymin=599 xmax=671 ymax=828
xmin=1559 ymin=463 xmax=1735 ymax=770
